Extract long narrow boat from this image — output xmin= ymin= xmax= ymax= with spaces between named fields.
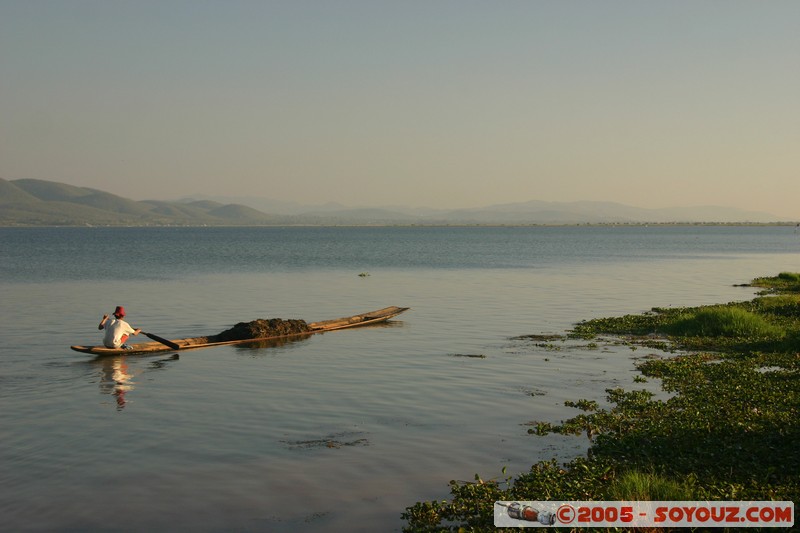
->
xmin=71 ymin=306 xmax=409 ymax=356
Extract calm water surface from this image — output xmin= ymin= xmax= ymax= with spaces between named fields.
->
xmin=1 ymin=226 xmax=799 ymax=531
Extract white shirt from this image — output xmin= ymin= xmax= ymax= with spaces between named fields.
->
xmin=103 ymin=317 xmax=136 ymax=348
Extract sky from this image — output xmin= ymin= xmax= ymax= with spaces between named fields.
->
xmin=1 ymin=1 xmax=799 ymax=217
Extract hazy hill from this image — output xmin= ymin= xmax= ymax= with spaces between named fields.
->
xmin=0 ymin=179 xmax=41 ymax=204
xmin=0 ymin=178 xmax=280 ymax=226
xmin=438 ymin=200 xmax=783 ymax=224
xmin=182 ymin=193 xmax=785 ymax=225
xmin=0 ymin=178 xmax=789 ymax=226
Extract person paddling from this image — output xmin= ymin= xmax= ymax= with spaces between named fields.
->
xmin=98 ymin=306 xmax=141 ymax=349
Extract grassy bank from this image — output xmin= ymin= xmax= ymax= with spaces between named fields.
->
xmin=403 ymin=273 xmax=799 ymax=531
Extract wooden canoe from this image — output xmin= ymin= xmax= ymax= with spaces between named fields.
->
xmin=71 ymin=306 xmax=409 ymax=356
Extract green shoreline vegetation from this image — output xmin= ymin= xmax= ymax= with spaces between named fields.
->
xmin=403 ymin=273 xmax=800 ymax=531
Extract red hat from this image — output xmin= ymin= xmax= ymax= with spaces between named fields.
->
xmin=114 ymin=306 xmax=126 ymax=317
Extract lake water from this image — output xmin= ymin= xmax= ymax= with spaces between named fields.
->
xmin=2 ymin=225 xmax=799 ymax=532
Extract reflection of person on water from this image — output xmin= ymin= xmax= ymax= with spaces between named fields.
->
xmin=98 ymin=306 xmax=141 ymax=349
xmin=98 ymin=357 xmax=134 ymax=410
xmin=96 ymin=353 xmax=179 ymax=410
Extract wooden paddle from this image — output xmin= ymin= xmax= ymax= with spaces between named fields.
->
xmin=142 ymin=331 xmax=181 ymax=350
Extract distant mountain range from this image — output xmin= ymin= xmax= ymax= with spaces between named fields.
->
xmin=0 ymin=178 xmax=280 ymax=226
xmin=0 ymin=178 xmax=790 ymax=226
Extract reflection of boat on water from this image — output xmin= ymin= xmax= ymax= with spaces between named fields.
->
xmin=231 ymin=334 xmax=313 ymax=351
xmin=71 ymin=306 xmax=409 ymax=356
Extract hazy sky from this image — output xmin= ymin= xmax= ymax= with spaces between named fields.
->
xmin=1 ymin=1 xmax=798 ymax=217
